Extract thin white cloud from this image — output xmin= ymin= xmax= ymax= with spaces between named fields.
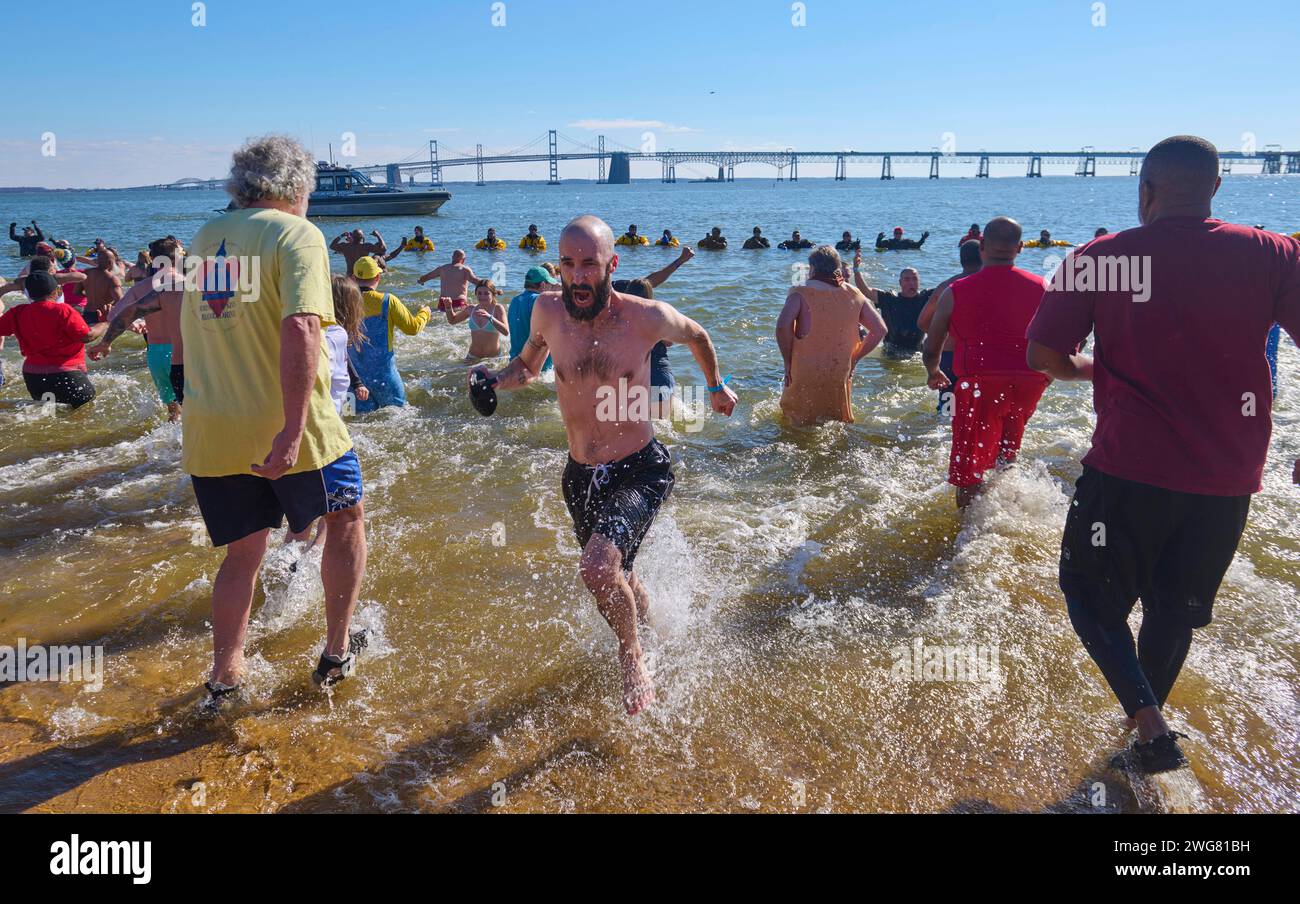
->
xmin=569 ymin=119 xmax=698 ymax=133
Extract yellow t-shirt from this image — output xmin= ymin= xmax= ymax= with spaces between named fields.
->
xmin=181 ymin=208 xmax=352 ymax=478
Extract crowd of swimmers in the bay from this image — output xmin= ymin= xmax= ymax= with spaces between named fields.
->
xmin=1 ymin=134 xmax=1298 ymax=781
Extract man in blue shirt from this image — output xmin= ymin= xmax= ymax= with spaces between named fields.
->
xmin=508 ymin=266 xmax=559 ymax=370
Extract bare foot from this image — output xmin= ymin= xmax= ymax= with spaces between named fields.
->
xmin=622 ymin=653 xmax=656 ymax=716
xmin=1123 ymin=717 xmax=1137 ymax=733
xmin=167 ymin=401 xmax=181 ymax=422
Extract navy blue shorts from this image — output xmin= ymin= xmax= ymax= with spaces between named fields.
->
xmin=562 ymin=440 xmax=674 ymax=573
xmin=191 ymin=449 xmax=364 ymax=547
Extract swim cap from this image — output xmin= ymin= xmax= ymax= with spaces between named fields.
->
xmin=893 ymin=227 xmax=904 ymax=235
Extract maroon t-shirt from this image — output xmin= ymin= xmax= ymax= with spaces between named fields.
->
xmin=1027 ymin=218 xmax=1300 ymax=496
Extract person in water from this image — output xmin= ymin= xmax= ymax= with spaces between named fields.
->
xmin=1094 ymin=227 xmax=1109 ymax=238
xmin=87 ymin=236 xmax=187 ymax=421
xmin=776 ymin=245 xmax=888 ymax=426
xmin=79 ymin=246 xmax=124 ymax=326
xmin=778 ymin=230 xmax=813 ymax=250
xmin=384 ymin=226 xmax=435 ymax=261
xmin=851 ymin=256 xmax=934 ymax=358
xmin=918 ymin=240 xmax=984 ymax=413
xmin=1028 ymin=135 xmax=1300 ymax=775
xmin=0 ymin=270 xmax=96 ymax=408
xmin=742 ymin=227 xmax=770 ymax=250
xmin=655 ymin=229 xmax=678 ymax=247
xmin=417 ymin=249 xmax=486 ymax=312
xmin=183 ymin=136 xmax=368 ymax=709
xmin=476 ymin=228 xmax=507 ymax=250
xmin=283 ymin=275 xmax=372 ymax=551
xmin=9 ymin=221 xmax=44 ymax=257
xmin=1025 ymin=229 xmax=1072 ymax=248
xmin=959 ymin=224 xmax=982 ymax=246
xmin=470 ymin=215 xmax=737 ymax=715
xmin=698 ymin=226 xmax=728 ymax=250
xmin=448 ymin=279 xmax=508 ymax=360
xmin=519 ymin=224 xmax=548 ymax=252
xmin=508 ymin=265 xmax=560 ymax=370
xmin=615 ymin=243 xmax=697 ymax=419
xmin=835 ymin=231 xmax=861 ymax=252
xmin=330 ymin=228 xmax=388 ymax=273
xmin=923 ymin=217 xmax=1050 ymax=507
xmin=616 ymin=224 xmax=649 ymax=246
xmin=875 ymin=227 xmax=929 ymax=251
xmin=351 ymin=255 xmax=431 ymax=410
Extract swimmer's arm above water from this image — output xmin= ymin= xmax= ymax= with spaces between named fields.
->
xmin=921 ymin=288 xmax=954 ymax=390
xmin=643 ymin=246 xmax=695 ymax=288
xmin=855 ymin=297 xmax=888 ymax=366
xmin=658 ymin=304 xmax=737 ymax=415
xmin=1027 ymin=341 xmax=1094 ymax=381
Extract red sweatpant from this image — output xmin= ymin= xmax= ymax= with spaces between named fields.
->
xmin=948 ymin=372 xmax=1049 ymax=488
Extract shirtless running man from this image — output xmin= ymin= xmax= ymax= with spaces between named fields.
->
xmin=87 ymin=237 xmax=187 ymax=414
xmin=418 ymin=249 xmax=486 ymax=313
xmin=81 ymin=247 xmax=125 ymax=325
xmin=469 ymin=215 xmax=738 ymax=715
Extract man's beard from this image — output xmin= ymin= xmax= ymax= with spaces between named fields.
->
xmin=562 ymin=275 xmax=611 ymax=322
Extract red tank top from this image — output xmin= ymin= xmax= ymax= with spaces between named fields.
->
xmin=949 ymin=265 xmax=1047 ymax=377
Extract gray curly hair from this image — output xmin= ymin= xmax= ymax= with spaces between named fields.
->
xmin=226 ymin=135 xmax=316 ymax=208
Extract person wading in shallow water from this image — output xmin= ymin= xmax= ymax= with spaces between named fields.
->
xmin=468 ymin=215 xmax=737 ymax=715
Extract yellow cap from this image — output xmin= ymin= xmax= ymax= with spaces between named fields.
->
xmin=352 ymin=255 xmax=382 ymax=280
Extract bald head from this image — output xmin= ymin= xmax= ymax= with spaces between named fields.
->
xmin=981 ymin=217 xmax=1022 ymax=265
xmin=560 ymin=215 xmax=616 ymax=263
xmin=1139 ymin=135 xmax=1220 ymax=224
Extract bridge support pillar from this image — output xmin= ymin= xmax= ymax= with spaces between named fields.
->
xmin=476 ymin=144 xmax=485 ymax=186
xmin=1027 ymin=156 xmax=1042 ymax=177
xmin=790 ymin=154 xmax=798 ymax=181
xmin=929 ymin=153 xmax=940 ymax=179
xmin=1221 ymin=159 xmax=1233 ymax=176
xmin=881 ymin=156 xmax=893 ymax=180
xmin=548 ymin=130 xmax=560 ymax=185
xmin=429 ymin=140 xmax=442 ymax=186
xmin=1262 ymin=154 xmax=1281 ymax=175
xmin=597 ymin=135 xmax=606 ymax=183
xmin=1130 ymin=156 xmax=1140 ymax=177
xmin=727 ymin=164 xmax=735 ymax=182
xmin=607 ymin=152 xmax=630 ymax=184
xmin=1076 ymin=154 xmax=1097 ymax=177
xmin=835 ymin=155 xmax=846 ymax=181
xmin=1285 ymin=153 xmax=1300 ymax=175
xmin=386 ymin=164 xmax=401 ymax=186
xmin=977 ymin=155 xmax=990 ymax=178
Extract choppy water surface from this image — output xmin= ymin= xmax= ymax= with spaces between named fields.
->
xmin=1 ymin=176 xmax=1296 ymax=812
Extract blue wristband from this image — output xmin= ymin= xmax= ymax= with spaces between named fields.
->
xmin=708 ymin=375 xmax=732 ymax=393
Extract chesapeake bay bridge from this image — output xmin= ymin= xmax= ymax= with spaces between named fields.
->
xmin=155 ymin=131 xmax=1300 ymax=189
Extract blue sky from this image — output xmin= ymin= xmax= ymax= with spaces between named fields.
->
xmin=2 ymin=0 xmax=1296 ymax=187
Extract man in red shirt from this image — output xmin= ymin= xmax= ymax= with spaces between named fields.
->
xmin=0 ymin=270 xmax=96 ymax=408
xmin=1026 ymin=135 xmax=1300 ymax=774
xmin=923 ymin=217 xmax=1050 ymax=507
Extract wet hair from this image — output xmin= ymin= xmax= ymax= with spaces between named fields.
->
xmin=959 ymin=241 xmax=983 ymax=268
xmin=27 ymin=255 xmax=54 ymax=273
xmin=226 ymin=134 xmax=316 ymax=208
xmin=542 ymin=262 xmax=559 ymax=277
xmin=477 ymin=279 xmax=502 ymax=299
xmin=148 ymin=236 xmax=182 ymax=265
xmin=612 ymin=277 xmax=654 ymax=299
xmin=330 ymin=275 xmax=367 ymax=349
xmin=808 ymin=244 xmax=841 ymax=277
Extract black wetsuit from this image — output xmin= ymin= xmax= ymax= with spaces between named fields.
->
xmin=875 ymin=289 xmax=933 ymax=355
xmin=835 ymin=239 xmax=861 ymax=252
xmin=698 ymin=236 xmax=728 ymax=250
xmin=778 ymin=239 xmax=813 ymax=250
xmin=10 ymin=224 xmax=44 ymax=257
xmin=742 ymin=237 xmax=770 ymax=249
xmin=876 ymin=232 xmax=929 ymax=251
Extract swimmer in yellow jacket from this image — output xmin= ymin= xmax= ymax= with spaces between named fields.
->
xmin=655 ymin=229 xmax=680 ymax=247
xmin=615 ymin=224 xmax=650 ymax=246
xmin=384 ymin=225 xmax=435 ymax=261
xmin=1022 ymin=228 xmax=1073 ymax=248
xmin=475 ymin=228 xmax=507 ymax=251
xmin=518 ymin=224 xmax=548 ymax=251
